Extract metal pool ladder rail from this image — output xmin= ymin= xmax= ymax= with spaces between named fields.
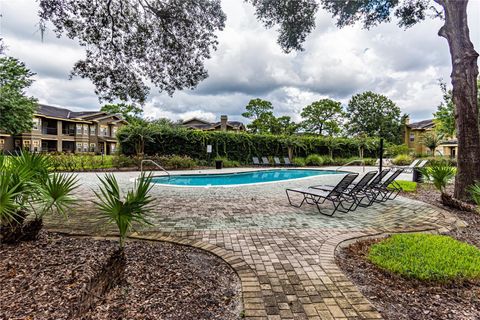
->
xmin=335 ymin=159 xmax=365 ymax=172
xmin=140 ymin=160 xmax=170 ymax=179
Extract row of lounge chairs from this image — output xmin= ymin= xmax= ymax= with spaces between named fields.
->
xmin=253 ymin=156 xmax=293 ymax=166
xmin=286 ymin=169 xmax=404 ymax=216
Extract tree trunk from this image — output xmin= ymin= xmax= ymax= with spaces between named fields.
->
xmin=435 ymin=0 xmax=480 ymax=200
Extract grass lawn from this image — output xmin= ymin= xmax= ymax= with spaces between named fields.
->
xmin=388 ymin=180 xmax=417 ymax=192
xmin=368 ymin=233 xmax=480 ymax=282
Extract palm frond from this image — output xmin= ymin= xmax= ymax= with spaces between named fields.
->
xmin=93 ymin=173 xmax=153 ymax=249
xmin=38 ymin=173 xmax=79 ymax=218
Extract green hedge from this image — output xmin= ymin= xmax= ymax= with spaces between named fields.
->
xmin=118 ymin=127 xmax=380 ymax=163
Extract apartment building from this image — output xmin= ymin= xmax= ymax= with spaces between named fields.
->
xmin=0 ymin=104 xmax=127 ymax=154
xmin=181 ymin=115 xmax=245 ymax=132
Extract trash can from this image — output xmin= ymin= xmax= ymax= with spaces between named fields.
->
xmin=215 ymin=160 xmax=223 ymax=169
xmin=412 ymin=168 xmax=423 ymax=183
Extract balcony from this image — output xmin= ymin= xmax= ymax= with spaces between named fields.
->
xmin=42 ymin=127 xmax=58 ymax=135
xmin=62 ymin=129 xmax=75 ymax=136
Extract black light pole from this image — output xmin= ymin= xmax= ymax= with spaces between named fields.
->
xmin=379 ymin=138 xmax=384 ymax=173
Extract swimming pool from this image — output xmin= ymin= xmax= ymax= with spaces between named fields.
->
xmin=151 ymin=169 xmax=341 ymax=187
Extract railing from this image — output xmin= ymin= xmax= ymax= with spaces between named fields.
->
xmin=42 ymin=127 xmax=58 ymax=135
xmin=140 ymin=160 xmax=170 ymax=179
xmin=335 ymin=159 xmax=365 ymax=172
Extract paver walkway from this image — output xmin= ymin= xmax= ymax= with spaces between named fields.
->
xmin=44 ymin=167 xmax=461 ymax=320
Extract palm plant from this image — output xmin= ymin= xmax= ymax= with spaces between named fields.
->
xmin=467 ymin=183 xmax=480 ymax=208
xmin=419 ymin=162 xmax=456 ymax=205
xmin=0 ymin=151 xmax=78 ymax=242
xmin=421 ymin=131 xmax=443 ymax=155
xmin=94 ymin=173 xmax=153 ymax=250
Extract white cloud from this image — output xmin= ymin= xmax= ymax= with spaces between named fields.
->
xmin=1 ymin=0 xmax=479 ymax=123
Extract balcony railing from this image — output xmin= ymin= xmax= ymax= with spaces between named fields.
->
xmin=62 ymin=129 xmax=75 ymax=136
xmin=42 ymin=127 xmax=58 ymax=135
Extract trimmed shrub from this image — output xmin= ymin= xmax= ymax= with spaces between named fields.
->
xmin=385 ymin=144 xmax=410 ymax=157
xmin=215 ymin=156 xmax=241 ymax=168
xmin=305 ymin=154 xmax=324 ymax=166
xmin=392 ymin=154 xmax=413 ymax=166
xmin=293 ymin=157 xmax=306 ymax=167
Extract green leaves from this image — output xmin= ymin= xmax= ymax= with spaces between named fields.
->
xmin=0 ymin=57 xmax=38 ymax=135
xmin=300 ymin=99 xmax=344 ymax=136
xmin=419 ymin=162 xmax=456 ymax=193
xmin=467 ymin=183 xmax=480 ymax=207
xmin=94 ymin=173 xmax=154 ymax=249
xmin=37 ymin=173 xmax=79 ymax=219
xmin=346 ymin=91 xmax=403 ymax=143
xmin=39 ymin=0 xmax=226 ymax=102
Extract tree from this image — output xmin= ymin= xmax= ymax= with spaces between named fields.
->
xmin=118 ymin=123 xmax=154 ymax=156
xmin=0 ymin=57 xmax=38 ymax=135
xmin=275 ymin=116 xmax=298 ymax=135
xmin=434 ymin=81 xmax=456 ymax=138
xmin=421 ymin=131 xmax=443 ymax=155
xmin=434 ymin=79 xmax=480 ymax=138
xmin=38 ymin=0 xmax=226 ymax=103
xmin=248 ymin=0 xmax=480 ymax=198
xmin=101 ymin=103 xmax=143 ymax=123
xmin=242 ymin=98 xmax=274 ymax=121
xmin=300 ymin=99 xmax=343 ymax=135
xmin=346 ymin=92 xmax=402 ymax=143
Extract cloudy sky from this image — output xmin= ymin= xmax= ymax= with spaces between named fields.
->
xmin=1 ymin=0 xmax=480 ymax=123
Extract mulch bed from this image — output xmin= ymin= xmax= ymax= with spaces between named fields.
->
xmin=0 ymin=232 xmax=241 ymax=320
xmin=336 ymin=184 xmax=480 ymax=320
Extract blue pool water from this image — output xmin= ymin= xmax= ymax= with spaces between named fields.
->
xmin=152 ymin=169 xmax=340 ymax=187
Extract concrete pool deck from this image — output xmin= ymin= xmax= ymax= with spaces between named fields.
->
xmin=44 ymin=166 xmax=461 ymax=319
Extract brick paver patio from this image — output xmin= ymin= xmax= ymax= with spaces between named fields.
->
xmin=44 ymin=167 xmax=461 ymax=320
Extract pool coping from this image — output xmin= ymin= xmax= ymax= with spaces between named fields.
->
xmin=147 ymin=168 xmax=348 ymax=188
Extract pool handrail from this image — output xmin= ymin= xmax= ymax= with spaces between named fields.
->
xmin=335 ymin=160 xmax=365 ymax=172
xmin=140 ymin=160 xmax=170 ymax=179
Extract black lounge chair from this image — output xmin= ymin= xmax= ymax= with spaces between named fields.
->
xmin=261 ymin=157 xmax=270 ymax=166
xmin=369 ymin=169 xmax=404 ymax=202
xmin=283 ymin=157 xmax=294 ymax=166
xmin=311 ymin=170 xmax=379 ymax=211
xmin=286 ymin=173 xmax=359 ymax=216
xmin=252 ymin=157 xmax=261 ymax=166
xmin=273 ymin=157 xmax=282 ymax=166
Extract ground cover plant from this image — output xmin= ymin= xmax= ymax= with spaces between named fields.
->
xmin=368 ymin=233 xmax=480 ymax=282
xmin=388 ymin=180 xmax=417 ymax=192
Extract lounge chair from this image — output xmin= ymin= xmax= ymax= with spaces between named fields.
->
xmin=390 ymin=159 xmax=420 ymax=172
xmin=283 ymin=157 xmax=294 ymax=166
xmin=286 ymin=173 xmax=359 ymax=216
xmin=369 ymin=169 xmax=405 ymax=202
xmin=252 ymin=157 xmax=261 ymax=166
xmin=273 ymin=157 xmax=282 ymax=166
xmin=311 ymin=170 xmax=379 ymax=211
xmin=261 ymin=156 xmax=270 ymax=166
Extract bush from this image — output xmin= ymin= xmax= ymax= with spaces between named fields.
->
xmin=117 ymin=125 xmax=380 ymax=162
xmin=161 ymin=155 xmax=196 ymax=170
xmin=368 ymin=234 xmax=480 ymax=282
xmin=392 ymin=154 xmax=413 ymax=166
xmin=467 ymin=182 xmax=480 ymax=207
xmin=426 ymin=156 xmax=457 ymax=167
xmin=214 ymin=156 xmax=240 ymax=168
xmin=385 ymin=144 xmax=410 ymax=157
xmin=419 ymin=162 xmax=456 ymax=193
xmin=305 ymin=154 xmax=324 ymax=166
xmin=292 ymin=157 xmax=306 ymax=167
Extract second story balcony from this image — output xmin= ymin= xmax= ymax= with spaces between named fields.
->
xmin=42 ymin=126 xmax=58 ymax=135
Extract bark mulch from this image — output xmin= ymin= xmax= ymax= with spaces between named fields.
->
xmin=336 ymin=184 xmax=480 ymax=320
xmin=0 ymin=232 xmax=241 ymax=320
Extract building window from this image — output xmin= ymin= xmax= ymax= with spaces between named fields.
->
xmin=76 ymin=124 xmax=83 ymax=135
xmin=32 ymin=118 xmax=41 ymax=130
xmin=100 ymin=125 xmax=108 ymax=136
xmin=83 ymin=124 xmax=89 ymax=135
xmin=76 ymin=142 xmax=83 ymax=152
xmin=90 ymin=125 xmax=96 ymax=135
xmin=111 ymin=143 xmax=116 ymax=153
xmin=0 ymin=139 xmax=4 ymax=150
xmin=112 ymin=126 xmax=117 ymax=137
xmin=89 ymin=143 xmax=96 ymax=152
xmin=23 ymin=140 xmax=31 ymax=151
xmin=32 ymin=140 xmax=40 ymax=152
xmin=409 ymin=133 xmax=415 ymax=142
xmin=83 ymin=142 xmax=88 ymax=152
